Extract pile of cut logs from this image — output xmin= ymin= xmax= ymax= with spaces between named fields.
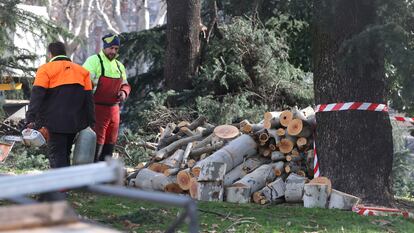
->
xmin=128 ymin=106 xmax=323 ymax=204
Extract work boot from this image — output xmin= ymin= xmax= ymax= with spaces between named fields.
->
xmin=94 ymin=144 xmax=104 ymax=162
xmin=100 ymin=144 xmax=115 ymax=161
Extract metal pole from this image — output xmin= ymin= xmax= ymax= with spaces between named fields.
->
xmin=87 ymin=185 xmax=199 ymax=233
xmin=0 ymin=160 xmax=124 ymax=199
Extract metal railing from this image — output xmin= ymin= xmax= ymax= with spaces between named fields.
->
xmin=0 ymin=160 xmax=199 ymax=233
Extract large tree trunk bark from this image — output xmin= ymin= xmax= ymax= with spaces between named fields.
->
xmin=164 ymin=0 xmax=201 ymax=91
xmin=313 ymin=0 xmax=393 ymax=205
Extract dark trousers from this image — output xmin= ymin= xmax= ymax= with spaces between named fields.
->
xmin=47 ymin=132 xmax=77 ymax=168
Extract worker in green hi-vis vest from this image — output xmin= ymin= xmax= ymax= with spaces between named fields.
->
xmin=83 ymin=33 xmax=131 ymax=162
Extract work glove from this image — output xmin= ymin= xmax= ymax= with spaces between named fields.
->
xmin=117 ymin=90 xmax=127 ymax=102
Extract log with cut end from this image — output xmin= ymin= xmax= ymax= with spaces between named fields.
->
xmin=197 ymin=162 xmax=227 ymax=182
xmin=328 ymin=189 xmax=361 ymax=210
xmin=177 ymin=168 xmax=193 ymax=190
xmin=214 ymin=125 xmax=240 ymax=140
xmin=264 ymin=118 xmax=281 ymax=129
xmin=287 ymin=119 xmax=312 ymax=138
xmin=276 ymin=128 xmax=286 ymax=136
xmin=225 ymin=162 xmax=284 ymax=203
xmin=192 ymin=134 xmax=258 ymax=177
xmin=253 ymin=177 xmax=286 ymax=204
xmin=239 ymin=120 xmax=264 ymax=134
xmin=279 ymin=110 xmax=293 ymax=127
xmin=309 ymin=176 xmax=332 ymax=194
xmin=284 ymin=173 xmax=306 ymax=203
xmin=303 ymin=183 xmax=329 ymax=208
xmin=133 ymin=168 xmax=181 ymax=193
xmin=279 ymin=138 xmax=294 ymax=154
xmin=296 ymin=137 xmax=308 ymax=150
xmin=223 ymin=156 xmax=270 ymax=186
xmin=272 ymin=160 xmax=285 ymax=177
xmin=150 ymin=149 xmax=184 ymax=173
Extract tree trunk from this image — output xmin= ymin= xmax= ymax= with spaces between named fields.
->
xmin=164 ymin=0 xmax=201 ymax=91
xmin=313 ymin=0 xmax=393 ymax=205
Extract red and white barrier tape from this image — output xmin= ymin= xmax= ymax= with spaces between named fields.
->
xmin=312 ymin=102 xmax=413 ymax=178
xmin=352 ymin=205 xmax=414 ymax=219
xmin=315 ymin=102 xmax=388 ymax=113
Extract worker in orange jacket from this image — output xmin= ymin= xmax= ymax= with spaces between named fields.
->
xmin=83 ymin=34 xmax=131 ymax=161
xmin=26 ymin=42 xmax=95 ymax=168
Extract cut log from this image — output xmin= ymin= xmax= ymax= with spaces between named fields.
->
xmin=192 ymin=134 xmax=257 ymax=177
xmin=164 ymin=168 xmax=180 ymax=176
xmin=328 ymin=189 xmax=361 ymax=210
xmin=152 ymin=149 xmax=184 ymax=173
xmin=158 ymin=116 xmax=208 ymax=148
xmin=195 ymin=126 xmax=206 ymax=134
xmin=276 ymin=128 xmax=286 ymax=136
xmin=284 ymin=173 xmax=306 ymax=203
xmin=148 ymin=163 xmax=170 ymax=173
xmin=272 ymin=161 xmax=285 ymax=177
xmin=259 ymin=147 xmax=271 ymax=157
xmin=268 ymin=137 xmax=277 ymax=151
xmin=133 ymin=168 xmax=180 ymax=192
xmin=271 ymin=151 xmax=285 ymax=162
xmin=190 ymin=141 xmax=224 ymax=160
xmin=165 ymin=183 xmax=184 ymax=193
xmin=264 ymin=111 xmax=282 ymax=121
xmin=192 ymin=134 xmax=213 ymax=150
xmin=189 ymin=177 xmax=199 ymax=199
xmin=177 ymin=168 xmax=193 ymax=190
xmin=253 ymin=177 xmax=286 ymax=204
xmin=303 ymin=183 xmax=329 ymax=208
xmin=180 ymin=142 xmax=193 ymax=168
xmin=240 ymin=119 xmax=264 ymax=134
xmin=264 ymin=118 xmax=281 ymax=129
xmin=197 ymin=162 xmax=227 ymax=182
xmin=287 ymin=119 xmax=312 ymax=138
xmin=225 ymin=162 xmax=284 ymax=203
xmin=155 ymin=127 xmax=213 ymax=160
xmin=223 ymin=156 xmax=269 ymax=186
xmin=297 ymin=137 xmax=308 ymax=149
xmin=279 ymin=110 xmax=293 ymax=127
xmin=279 ymin=138 xmax=294 ymax=154
xmin=187 ymin=159 xmax=196 ymax=168
xmin=309 ymin=176 xmax=332 ymax=195
xmin=225 ymin=186 xmax=251 ymax=203
xmin=159 ymin=123 xmax=176 ymax=142
xmin=194 ymin=181 xmax=224 ymax=201
xmin=180 ymin=127 xmax=194 ymax=136
xmin=213 ymin=125 xmax=240 ymax=140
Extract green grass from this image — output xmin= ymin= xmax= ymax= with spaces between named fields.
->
xmin=68 ymin=192 xmax=414 ymax=233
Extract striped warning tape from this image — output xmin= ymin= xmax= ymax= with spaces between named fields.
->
xmin=352 ymin=205 xmax=414 ymax=219
xmin=312 ymin=102 xmax=413 ymax=178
